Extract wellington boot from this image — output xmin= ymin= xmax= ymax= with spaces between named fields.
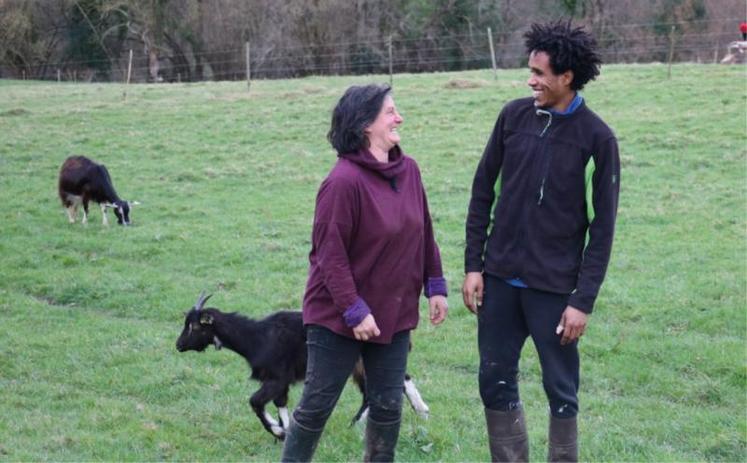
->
xmin=280 ymin=416 xmax=323 ymax=463
xmin=363 ymin=417 xmax=401 ymax=462
xmin=547 ymin=415 xmax=578 ymax=462
xmin=485 ymin=407 xmax=529 ymax=462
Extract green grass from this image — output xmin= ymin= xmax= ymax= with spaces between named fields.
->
xmin=0 ymin=63 xmax=745 ymax=461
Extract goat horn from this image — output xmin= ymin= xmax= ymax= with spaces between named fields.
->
xmin=194 ymin=291 xmax=212 ymax=311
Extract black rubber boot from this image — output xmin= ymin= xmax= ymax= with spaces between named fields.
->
xmin=363 ymin=417 xmax=401 ymax=462
xmin=485 ymin=407 xmax=529 ymax=462
xmin=280 ymin=416 xmax=323 ymax=463
xmin=547 ymin=415 xmax=578 ymax=462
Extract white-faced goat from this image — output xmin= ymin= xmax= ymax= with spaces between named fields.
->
xmin=175 ymin=292 xmax=429 ymax=440
xmin=58 ymin=155 xmax=138 ymax=226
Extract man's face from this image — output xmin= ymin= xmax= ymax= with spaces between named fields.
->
xmin=527 ymin=50 xmax=574 ymax=111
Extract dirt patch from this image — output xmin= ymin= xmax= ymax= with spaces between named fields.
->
xmin=280 ymin=91 xmax=304 ymax=99
xmin=0 ymin=108 xmax=30 ymax=117
xmin=301 ymin=85 xmax=327 ymax=95
xmin=444 ymin=78 xmax=486 ymax=89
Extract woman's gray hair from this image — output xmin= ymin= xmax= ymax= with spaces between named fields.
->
xmin=327 ymin=84 xmax=392 ymax=154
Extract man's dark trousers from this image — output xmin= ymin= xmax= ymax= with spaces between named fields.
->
xmin=478 ymin=274 xmax=579 ymax=418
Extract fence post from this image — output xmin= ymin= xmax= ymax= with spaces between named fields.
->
xmin=388 ymin=35 xmax=393 ymax=86
xmin=22 ymin=69 xmax=26 ymax=80
xmin=246 ymin=41 xmax=251 ymax=91
xmin=57 ymin=69 xmax=61 ymax=82
xmin=487 ymin=27 xmax=497 ymax=79
xmin=123 ymin=49 xmax=133 ymax=100
xmin=667 ymin=25 xmax=676 ymax=79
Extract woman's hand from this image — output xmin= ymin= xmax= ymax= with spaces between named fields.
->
xmin=429 ymin=295 xmax=448 ymax=325
xmin=353 ymin=314 xmax=381 ymax=341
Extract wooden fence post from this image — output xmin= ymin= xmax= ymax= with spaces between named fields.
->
xmin=123 ymin=49 xmax=133 ymax=100
xmin=246 ymin=41 xmax=251 ymax=91
xmin=487 ymin=27 xmax=497 ymax=79
xmin=388 ymin=35 xmax=393 ymax=86
xmin=667 ymin=25 xmax=676 ymax=79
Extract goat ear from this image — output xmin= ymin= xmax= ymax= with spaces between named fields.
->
xmin=200 ymin=313 xmax=214 ymax=325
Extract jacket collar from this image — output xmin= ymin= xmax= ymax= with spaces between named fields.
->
xmin=339 ymin=145 xmax=405 ymax=180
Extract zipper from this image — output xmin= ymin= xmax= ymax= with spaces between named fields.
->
xmin=535 ymin=109 xmax=553 ymax=205
xmin=513 ymin=109 xmax=554 ymax=280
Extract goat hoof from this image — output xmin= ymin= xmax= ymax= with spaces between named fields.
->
xmin=271 ymin=426 xmax=286 ymax=441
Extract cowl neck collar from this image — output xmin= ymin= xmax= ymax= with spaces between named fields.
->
xmin=339 ymin=145 xmax=405 ymax=180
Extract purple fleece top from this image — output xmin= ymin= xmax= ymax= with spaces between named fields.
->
xmin=302 ymin=146 xmax=447 ymax=344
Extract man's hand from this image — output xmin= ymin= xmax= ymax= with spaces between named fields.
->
xmin=462 ymin=272 xmax=484 ymax=314
xmin=352 ymin=314 xmax=381 ymax=341
xmin=556 ymin=305 xmax=588 ymax=345
xmin=428 ymin=295 xmax=448 ymax=325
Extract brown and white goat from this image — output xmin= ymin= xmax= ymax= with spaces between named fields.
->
xmin=175 ymin=292 xmax=429 ymax=440
xmin=58 ymin=155 xmax=138 ymax=226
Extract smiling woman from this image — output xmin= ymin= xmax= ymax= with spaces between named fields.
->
xmin=363 ymin=95 xmax=404 ymax=162
xmin=280 ymin=84 xmax=449 ymax=462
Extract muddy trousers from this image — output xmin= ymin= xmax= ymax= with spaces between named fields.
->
xmin=478 ymin=275 xmax=580 ymax=418
xmin=281 ymin=325 xmax=409 ymax=462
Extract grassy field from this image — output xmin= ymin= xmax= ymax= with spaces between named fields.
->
xmin=0 ymin=63 xmax=745 ymax=462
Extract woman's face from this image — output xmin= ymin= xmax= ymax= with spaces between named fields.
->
xmin=364 ymin=95 xmax=403 ymax=152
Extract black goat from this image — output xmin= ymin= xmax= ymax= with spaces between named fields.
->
xmin=58 ymin=155 xmax=138 ymax=226
xmin=176 ymin=292 xmax=429 ymax=440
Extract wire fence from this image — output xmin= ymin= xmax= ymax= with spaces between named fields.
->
xmin=1 ymin=17 xmax=743 ymax=84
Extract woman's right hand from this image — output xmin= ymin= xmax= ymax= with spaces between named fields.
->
xmin=353 ymin=314 xmax=381 ymax=341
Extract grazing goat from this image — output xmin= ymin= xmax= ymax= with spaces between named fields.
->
xmin=176 ymin=292 xmax=429 ymax=440
xmin=58 ymin=155 xmax=137 ymax=226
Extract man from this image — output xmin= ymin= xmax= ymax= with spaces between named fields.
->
xmin=463 ymin=21 xmax=619 ymax=462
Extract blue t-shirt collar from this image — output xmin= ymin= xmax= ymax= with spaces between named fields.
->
xmin=549 ymin=93 xmax=583 ymax=115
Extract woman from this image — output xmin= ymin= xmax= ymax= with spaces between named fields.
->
xmin=281 ymin=84 xmax=448 ymax=462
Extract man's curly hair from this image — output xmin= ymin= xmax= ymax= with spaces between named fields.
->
xmin=524 ymin=21 xmax=601 ymax=91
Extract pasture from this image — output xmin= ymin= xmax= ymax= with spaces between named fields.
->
xmin=0 ymin=63 xmax=745 ymax=461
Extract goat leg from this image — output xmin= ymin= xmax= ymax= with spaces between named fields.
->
xmin=250 ymin=381 xmax=288 ymax=440
xmin=99 ymin=203 xmax=109 ymax=226
xmin=272 ymin=388 xmax=291 ymax=431
xmin=403 ymin=374 xmax=429 ymax=419
xmin=81 ymin=197 xmax=89 ymax=224
xmin=350 ymin=359 xmax=369 ymax=425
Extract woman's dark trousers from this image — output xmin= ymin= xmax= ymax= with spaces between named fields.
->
xmin=281 ymin=325 xmax=410 ymax=462
xmin=478 ymin=275 xmax=579 ymax=462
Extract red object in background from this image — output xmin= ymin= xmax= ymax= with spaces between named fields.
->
xmin=740 ymin=21 xmax=747 ymax=34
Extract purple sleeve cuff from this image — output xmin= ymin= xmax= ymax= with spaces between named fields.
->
xmin=343 ymin=297 xmax=371 ymax=328
xmin=424 ymin=277 xmax=448 ymax=298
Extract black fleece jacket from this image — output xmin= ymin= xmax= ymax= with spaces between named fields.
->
xmin=465 ymin=97 xmax=620 ymax=313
